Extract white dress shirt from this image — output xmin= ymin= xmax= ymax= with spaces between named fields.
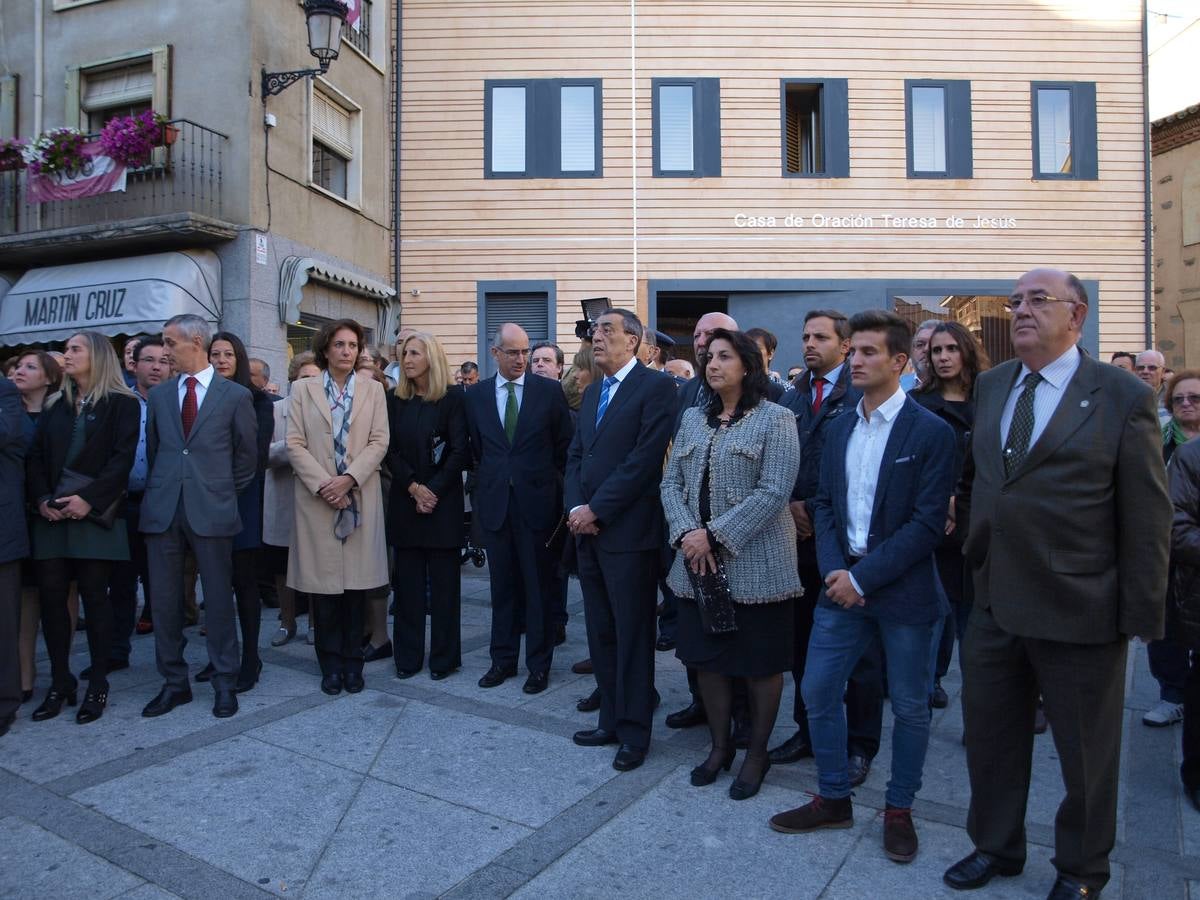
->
xmin=495 ymin=371 xmax=526 ymax=424
xmin=844 ymin=386 xmax=908 ymax=592
xmin=177 ymin=364 xmax=215 ymax=411
xmin=602 ymin=355 xmax=640 ymax=404
xmin=998 ymin=345 xmax=1081 ymax=451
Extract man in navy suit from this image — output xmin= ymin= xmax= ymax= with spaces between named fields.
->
xmin=467 ymin=323 xmax=573 ymax=694
xmin=769 ymin=310 xmax=955 ymax=865
xmin=567 ymin=308 xmax=676 ymax=772
xmin=0 ymin=376 xmax=28 ymax=738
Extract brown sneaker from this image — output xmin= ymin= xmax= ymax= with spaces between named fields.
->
xmin=769 ymin=795 xmax=853 ymax=833
xmin=883 ymin=806 xmax=918 ymax=863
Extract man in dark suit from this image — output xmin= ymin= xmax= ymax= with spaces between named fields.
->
xmin=769 ymin=310 xmax=955 ymax=866
xmin=0 ymin=376 xmax=28 ymax=739
xmin=141 ymin=314 xmax=257 ymax=720
xmin=567 ymin=308 xmax=675 ymax=771
xmin=943 ymin=270 xmax=1170 ymax=899
xmin=467 ymin=323 xmax=573 ymax=694
xmin=770 ymin=310 xmax=884 ymax=789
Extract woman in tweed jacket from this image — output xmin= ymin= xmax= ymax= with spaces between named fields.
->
xmin=661 ymin=328 xmax=801 ymax=801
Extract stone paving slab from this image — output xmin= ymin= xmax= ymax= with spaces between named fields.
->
xmin=0 ymin=815 xmax=144 ymax=900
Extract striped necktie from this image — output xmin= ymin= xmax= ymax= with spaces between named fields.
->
xmin=595 ymin=376 xmax=618 ymax=426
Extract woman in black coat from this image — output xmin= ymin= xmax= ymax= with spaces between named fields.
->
xmin=26 ymin=331 xmax=139 ymax=724
xmin=1168 ymin=434 xmax=1200 ymax=811
xmin=911 ymin=320 xmax=989 ymax=707
xmin=386 ymin=332 xmax=468 ymax=680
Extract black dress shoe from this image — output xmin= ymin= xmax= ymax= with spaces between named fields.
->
xmin=1046 ymin=875 xmax=1100 ymax=899
xmin=847 ymin=754 xmax=871 ymax=787
xmin=363 ymin=640 xmax=393 ymax=662
xmin=32 ymin=687 xmax=78 ymax=721
xmin=931 ymin=680 xmax=949 ymax=709
xmin=555 ymin=625 xmax=567 ymax=646
xmin=655 ymin=636 xmax=676 ymax=651
xmin=75 ymin=688 xmax=109 ymax=724
xmin=613 ymin=744 xmax=646 ymax=771
xmin=322 ymin=673 xmax=344 ymax=695
xmin=523 ymin=671 xmax=549 ymax=694
xmin=213 ymin=690 xmax=238 ymax=718
xmin=576 ymin=688 xmax=601 ymax=712
xmin=729 ymin=759 xmax=771 ymax=801
xmin=81 ymin=659 xmax=130 ymax=679
xmin=942 ymin=850 xmax=1023 ymax=890
xmin=142 ymin=687 xmax=193 ymax=718
xmin=194 ymin=663 xmax=215 ymax=683
xmin=430 ymin=669 xmax=456 ymax=681
xmin=343 ymin=672 xmax=365 ymax=693
xmin=478 ymin=664 xmax=517 ymax=688
xmin=395 ymin=668 xmax=420 ymax=679
xmin=665 ymin=701 xmax=706 ymax=729
xmin=235 ymin=659 xmax=264 ymax=694
xmin=573 ymin=727 xmax=618 ymax=747
xmin=768 ymin=731 xmax=814 ymax=764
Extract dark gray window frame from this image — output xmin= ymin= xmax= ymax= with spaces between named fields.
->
xmin=904 ymin=79 xmax=973 ymax=180
xmin=1030 ymin=81 xmax=1097 ymax=181
xmin=651 ymin=77 xmax=721 ymax=178
xmin=476 ymin=280 xmax=557 ymax=375
xmin=778 ymin=78 xmax=850 ymax=178
xmin=483 ymin=78 xmax=603 ymax=179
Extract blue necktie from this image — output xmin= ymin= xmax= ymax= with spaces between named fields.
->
xmin=595 ymin=375 xmax=618 ymax=426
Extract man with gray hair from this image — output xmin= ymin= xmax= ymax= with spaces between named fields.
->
xmin=1135 ymin=348 xmax=1170 ymax=427
xmin=140 ymin=314 xmax=258 ymax=720
xmin=901 ymin=319 xmax=941 ymax=390
xmin=248 ymin=358 xmax=271 ymax=393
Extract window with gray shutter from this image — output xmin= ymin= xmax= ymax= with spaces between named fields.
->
xmin=652 ymin=78 xmax=721 ymax=177
xmin=905 ymin=79 xmax=973 ymax=179
xmin=477 ymin=282 xmax=556 ymax=376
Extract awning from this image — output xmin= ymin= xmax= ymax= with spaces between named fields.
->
xmin=278 ymin=254 xmax=398 ymax=344
xmin=0 ymin=249 xmax=221 ymax=345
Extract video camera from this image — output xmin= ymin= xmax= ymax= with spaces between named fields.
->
xmin=574 ymin=297 xmax=613 ymax=341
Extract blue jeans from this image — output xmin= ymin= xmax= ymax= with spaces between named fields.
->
xmin=803 ymin=604 xmax=935 ymax=808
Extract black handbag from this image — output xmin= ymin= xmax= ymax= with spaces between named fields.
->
xmin=53 ymin=467 xmax=123 ymax=529
xmin=686 ymin=555 xmax=738 ymax=635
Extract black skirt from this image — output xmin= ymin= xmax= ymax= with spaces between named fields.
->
xmin=676 ymin=594 xmax=794 ymax=678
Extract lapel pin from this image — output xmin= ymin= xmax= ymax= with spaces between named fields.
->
xmin=1080 ymin=400 xmax=1089 ymax=408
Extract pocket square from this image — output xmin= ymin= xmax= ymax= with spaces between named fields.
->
xmin=895 ymin=455 xmax=916 ymax=464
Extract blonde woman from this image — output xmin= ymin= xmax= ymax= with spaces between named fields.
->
xmin=26 ymin=332 xmax=139 ymax=724
xmin=386 ymin=332 xmax=468 ymax=679
xmin=287 ymin=319 xmax=389 ymax=695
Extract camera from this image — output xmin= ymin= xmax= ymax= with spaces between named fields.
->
xmin=574 ymin=297 xmax=612 ymax=341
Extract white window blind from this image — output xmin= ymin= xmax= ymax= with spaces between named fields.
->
xmin=313 ymin=91 xmax=354 ymax=159
xmin=658 ymin=85 xmax=694 ymax=172
xmin=491 ymin=86 xmax=526 ymax=173
xmin=560 ymin=85 xmax=595 ymax=172
xmin=82 ymin=61 xmax=153 ymax=110
xmin=1037 ymin=89 xmax=1072 ymax=175
xmin=911 ymin=86 xmax=946 ymax=173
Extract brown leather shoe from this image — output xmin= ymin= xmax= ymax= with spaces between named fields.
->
xmin=571 ymin=658 xmax=593 ymax=675
xmin=769 ymin=795 xmax=853 ymax=833
xmin=883 ymin=806 xmax=918 ymax=863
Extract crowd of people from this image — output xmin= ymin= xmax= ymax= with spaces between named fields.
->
xmin=0 ymin=266 xmax=1187 ymax=899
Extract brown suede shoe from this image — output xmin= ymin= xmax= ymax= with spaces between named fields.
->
xmin=883 ymin=806 xmax=918 ymax=863
xmin=769 ymin=795 xmax=853 ymax=833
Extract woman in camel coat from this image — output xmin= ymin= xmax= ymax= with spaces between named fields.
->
xmin=287 ymin=319 xmax=389 ymax=695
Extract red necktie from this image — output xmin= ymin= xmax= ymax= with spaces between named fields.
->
xmin=181 ymin=376 xmax=198 ymax=439
xmin=812 ymin=377 xmax=825 ymax=413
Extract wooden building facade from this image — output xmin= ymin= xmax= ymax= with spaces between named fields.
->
xmin=397 ymin=0 xmax=1149 ymax=374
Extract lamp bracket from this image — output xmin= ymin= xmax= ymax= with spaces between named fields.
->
xmin=261 ymin=62 xmax=331 ymax=100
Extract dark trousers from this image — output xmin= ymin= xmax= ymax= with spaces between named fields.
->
xmin=792 ymin=550 xmax=884 ymax=759
xmin=232 ymin=548 xmax=262 ymax=682
xmin=1183 ymin=651 xmax=1200 ymax=790
xmin=1148 ymin=638 xmax=1189 ymax=704
xmin=393 ymin=547 xmax=461 ymax=673
xmin=0 ymin=561 xmax=21 ymax=721
xmin=109 ymin=498 xmax=150 ymax=662
xmin=313 ymin=591 xmax=365 ymax=677
xmin=577 ymin=538 xmax=657 ymax=749
xmin=934 ymin=548 xmax=970 ymax=679
xmin=484 ymin=499 xmax=556 ymax=675
xmin=963 ymin=605 xmax=1126 ymax=890
xmin=146 ymin=501 xmax=239 ymax=693
xmin=38 ymin=557 xmax=112 ymax=692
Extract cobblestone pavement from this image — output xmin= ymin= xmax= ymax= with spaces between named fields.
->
xmin=1 ymin=567 xmax=1197 ymax=899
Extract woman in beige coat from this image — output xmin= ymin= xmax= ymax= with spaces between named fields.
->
xmin=287 ymin=319 xmax=389 ymax=696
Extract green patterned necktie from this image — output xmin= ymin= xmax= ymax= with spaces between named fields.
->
xmin=1003 ymin=372 xmax=1043 ymax=476
xmin=504 ymin=381 xmax=518 ymax=444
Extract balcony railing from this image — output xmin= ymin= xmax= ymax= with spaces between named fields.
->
xmin=0 ymin=119 xmax=227 ymax=238
xmin=342 ymin=0 xmax=372 ymax=56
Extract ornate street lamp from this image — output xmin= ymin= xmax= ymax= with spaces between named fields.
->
xmin=261 ymin=0 xmax=349 ymax=100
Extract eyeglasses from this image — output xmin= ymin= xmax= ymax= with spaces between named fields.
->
xmin=1136 ymin=365 xmax=1161 ymax=372
xmin=496 ymin=348 xmax=530 ymax=359
xmin=1173 ymin=394 xmax=1200 ymax=406
xmin=1003 ymin=294 xmax=1077 ymax=313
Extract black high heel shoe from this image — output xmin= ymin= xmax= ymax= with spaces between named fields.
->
xmin=32 ymin=687 xmax=78 ymax=721
xmin=690 ymin=748 xmax=736 ymax=786
xmin=76 ymin=688 xmax=108 ymax=724
xmin=729 ymin=759 xmax=771 ymax=800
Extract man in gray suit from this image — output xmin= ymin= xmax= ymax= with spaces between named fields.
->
xmin=944 ymin=270 xmax=1170 ymax=899
xmin=141 ymin=314 xmax=257 ymax=720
